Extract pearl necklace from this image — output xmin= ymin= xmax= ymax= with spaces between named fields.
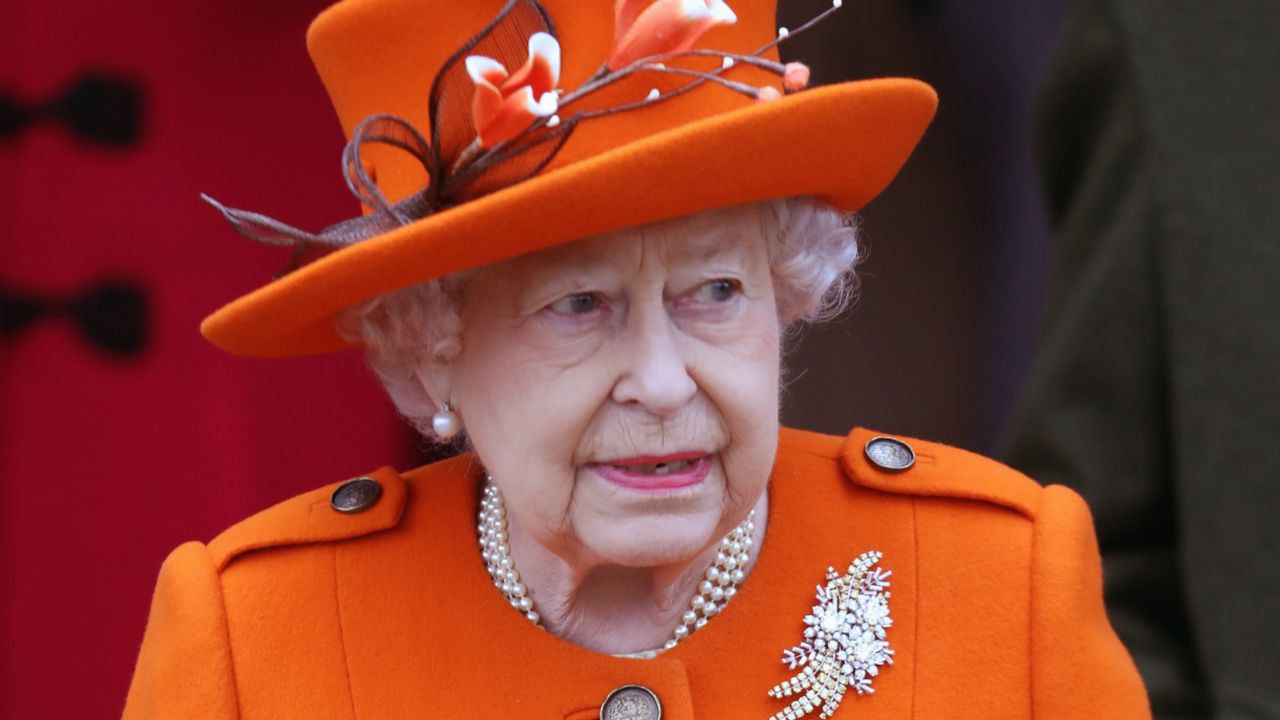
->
xmin=478 ymin=482 xmax=756 ymax=653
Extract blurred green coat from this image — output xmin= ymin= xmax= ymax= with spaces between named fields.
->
xmin=1000 ymin=1 xmax=1280 ymax=717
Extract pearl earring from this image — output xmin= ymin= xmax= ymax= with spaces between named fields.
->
xmin=431 ymin=402 xmax=461 ymax=439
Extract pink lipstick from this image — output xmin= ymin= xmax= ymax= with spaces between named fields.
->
xmin=590 ymin=452 xmax=711 ymax=491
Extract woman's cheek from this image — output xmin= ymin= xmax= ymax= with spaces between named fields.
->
xmin=682 ymin=283 xmax=777 ymax=346
xmin=670 ymin=293 xmax=752 ymax=337
xmin=522 ymin=309 xmax=616 ymax=368
xmin=717 ymin=321 xmax=780 ymax=497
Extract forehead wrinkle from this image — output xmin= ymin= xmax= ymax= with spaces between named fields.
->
xmin=509 ymin=231 xmax=645 ymax=293
xmin=665 ymin=213 xmax=761 ymax=267
xmin=632 ymin=218 xmax=760 ymax=280
xmin=508 ymin=207 xmax=765 ymax=294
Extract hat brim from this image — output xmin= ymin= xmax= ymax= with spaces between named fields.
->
xmin=201 ymin=78 xmax=937 ymax=357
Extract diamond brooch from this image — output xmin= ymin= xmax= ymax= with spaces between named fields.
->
xmin=767 ymin=551 xmax=894 ymax=720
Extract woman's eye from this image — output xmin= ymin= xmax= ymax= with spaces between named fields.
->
xmin=549 ymin=292 xmax=601 ymax=315
xmin=693 ymin=279 xmax=740 ymax=303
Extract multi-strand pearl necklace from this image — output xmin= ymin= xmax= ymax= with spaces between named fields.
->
xmin=478 ymin=481 xmax=756 ymax=653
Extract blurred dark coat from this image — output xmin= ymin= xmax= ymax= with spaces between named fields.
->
xmin=1000 ymin=1 xmax=1280 ymax=718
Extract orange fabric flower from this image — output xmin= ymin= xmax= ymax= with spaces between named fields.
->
xmin=783 ymin=62 xmax=811 ymax=92
xmin=607 ymin=0 xmax=738 ymax=71
xmin=465 ymin=32 xmax=561 ymax=148
xmin=755 ymin=86 xmax=782 ymax=103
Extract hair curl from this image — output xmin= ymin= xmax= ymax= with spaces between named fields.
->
xmin=340 ymin=196 xmax=861 ymax=439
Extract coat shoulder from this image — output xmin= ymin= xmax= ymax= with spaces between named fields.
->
xmin=205 ymin=453 xmax=470 ymax=571
xmin=783 ymin=426 xmax=1045 ymax=519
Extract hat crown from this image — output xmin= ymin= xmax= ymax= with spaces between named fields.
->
xmin=307 ymin=0 xmax=780 ymax=204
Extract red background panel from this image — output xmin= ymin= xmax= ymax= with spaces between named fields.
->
xmin=0 ymin=1 xmax=413 ymax=716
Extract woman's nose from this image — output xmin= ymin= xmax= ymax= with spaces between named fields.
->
xmin=610 ymin=305 xmax=697 ymax=417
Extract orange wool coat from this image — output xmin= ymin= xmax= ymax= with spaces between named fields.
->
xmin=123 ymin=427 xmax=1151 ymax=719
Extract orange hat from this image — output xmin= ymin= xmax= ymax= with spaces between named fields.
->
xmin=201 ymin=0 xmax=937 ymax=358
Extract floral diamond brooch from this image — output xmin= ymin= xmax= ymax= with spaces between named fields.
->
xmin=767 ymin=551 xmax=893 ymax=720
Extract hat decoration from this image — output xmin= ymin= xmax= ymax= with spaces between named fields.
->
xmin=201 ymin=0 xmax=844 ymax=276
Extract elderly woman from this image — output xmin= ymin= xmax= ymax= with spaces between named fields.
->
xmin=124 ymin=0 xmax=1150 ymax=718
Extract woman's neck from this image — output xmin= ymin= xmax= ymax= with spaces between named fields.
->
xmin=505 ymin=491 xmax=770 ymax=656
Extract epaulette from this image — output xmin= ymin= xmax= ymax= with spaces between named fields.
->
xmin=203 ymin=434 xmax=1039 ymax=571
xmin=206 ymin=464 xmax=409 ymax=571
xmin=840 ymin=427 xmax=1042 ymax=519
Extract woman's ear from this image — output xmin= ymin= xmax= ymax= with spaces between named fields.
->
xmin=413 ymin=359 xmax=454 ymax=411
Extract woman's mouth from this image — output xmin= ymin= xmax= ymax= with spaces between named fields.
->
xmin=590 ymin=452 xmax=712 ymax=491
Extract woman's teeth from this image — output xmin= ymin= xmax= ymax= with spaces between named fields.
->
xmin=623 ymin=459 xmax=693 ymax=475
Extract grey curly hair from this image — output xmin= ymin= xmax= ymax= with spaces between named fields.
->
xmin=341 ymin=196 xmax=862 ymax=438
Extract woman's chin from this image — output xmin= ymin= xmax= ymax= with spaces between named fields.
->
xmin=578 ymin=515 xmax=721 ymax=569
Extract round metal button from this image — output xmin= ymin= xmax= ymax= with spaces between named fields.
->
xmin=600 ymin=684 xmax=662 ymax=720
xmin=330 ymin=477 xmax=382 ymax=514
xmin=864 ymin=436 xmax=916 ymax=472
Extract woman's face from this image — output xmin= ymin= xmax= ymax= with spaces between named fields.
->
xmin=450 ymin=207 xmax=781 ymax=569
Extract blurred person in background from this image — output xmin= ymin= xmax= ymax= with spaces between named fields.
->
xmin=1001 ymin=0 xmax=1280 ymax=717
